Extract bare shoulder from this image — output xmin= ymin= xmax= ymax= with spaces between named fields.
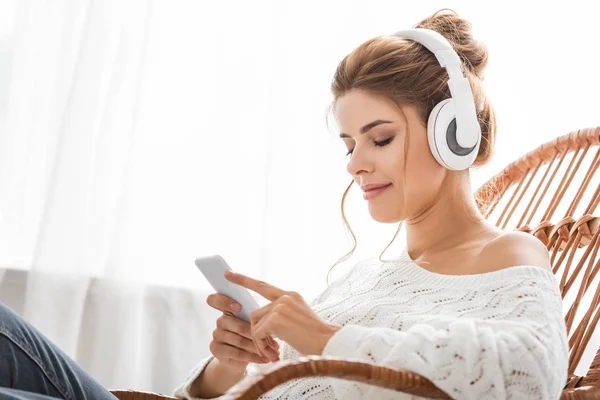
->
xmin=478 ymin=231 xmax=551 ymax=272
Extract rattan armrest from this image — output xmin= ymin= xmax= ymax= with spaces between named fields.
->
xmin=222 ymin=355 xmax=600 ymax=400
xmin=561 ymin=386 xmax=600 ymax=400
xmin=221 ymin=355 xmax=450 ymax=400
xmin=110 ymin=390 xmax=178 ymax=400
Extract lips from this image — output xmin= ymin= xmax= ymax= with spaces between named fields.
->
xmin=362 ymin=183 xmax=392 ymax=192
xmin=362 ymin=183 xmax=392 ymax=200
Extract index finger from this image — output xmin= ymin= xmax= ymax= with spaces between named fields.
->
xmin=224 ymin=271 xmax=285 ymax=301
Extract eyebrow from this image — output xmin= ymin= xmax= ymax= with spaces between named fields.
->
xmin=339 ymin=119 xmax=393 ymax=138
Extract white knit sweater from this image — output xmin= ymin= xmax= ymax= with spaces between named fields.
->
xmin=173 ymin=247 xmax=569 ymax=400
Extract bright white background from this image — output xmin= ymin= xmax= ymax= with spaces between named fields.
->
xmin=0 ymin=0 xmax=598 ymax=394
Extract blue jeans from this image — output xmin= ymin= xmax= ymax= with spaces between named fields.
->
xmin=0 ymin=302 xmax=117 ymax=400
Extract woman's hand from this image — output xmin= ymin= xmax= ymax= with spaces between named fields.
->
xmin=224 ymin=270 xmax=341 ymax=360
xmin=205 ymin=293 xmax=281 ymax=371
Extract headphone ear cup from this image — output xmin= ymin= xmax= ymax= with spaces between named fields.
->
xmin=427 ymin=99 xmax=452 ymax=168
xmin=427 ymin=98 xmax=479 ymax=170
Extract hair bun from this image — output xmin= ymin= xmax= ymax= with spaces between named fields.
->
xmin=415 ymin=9 xmax=488 ymax=79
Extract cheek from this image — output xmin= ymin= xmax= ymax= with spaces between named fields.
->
xmin=383 ymin=138 xmax=408 ymax=182
xmin=405 ymin=160 xmax=446 ymax=210
xmin=403 ymin=146 xmax=446 ymax=199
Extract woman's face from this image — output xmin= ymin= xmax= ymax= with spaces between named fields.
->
xmin=335 ymin=89 xmax=447 ymax=223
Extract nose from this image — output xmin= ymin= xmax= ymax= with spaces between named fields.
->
xmin=346 ymin=145 xmax=374 ymax=179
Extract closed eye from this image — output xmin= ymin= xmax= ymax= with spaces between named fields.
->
xmin=346 ymin=137 xmax=394 ymax=156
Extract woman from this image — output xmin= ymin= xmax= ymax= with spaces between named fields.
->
xmin=173 ymin=9 xmax=568 ymax=400
xmin=0 ymin=9 xmax=568 ymax=400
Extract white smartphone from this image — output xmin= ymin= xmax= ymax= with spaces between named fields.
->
xmin=195 ymin=254 xmax=261 ymax=323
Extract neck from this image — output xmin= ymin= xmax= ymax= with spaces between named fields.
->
xmin=404 ymin=172 xmax=494 ymax=259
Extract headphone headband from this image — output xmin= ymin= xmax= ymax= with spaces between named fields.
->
xmin=391 ymin=28 xmax=481 ymax=149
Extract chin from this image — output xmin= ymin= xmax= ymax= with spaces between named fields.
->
xmin=368 ymin=207 xmax=402 ymax=223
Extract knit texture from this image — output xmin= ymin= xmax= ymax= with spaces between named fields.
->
xmin=173 ymin=247 xmax=569 ymax=400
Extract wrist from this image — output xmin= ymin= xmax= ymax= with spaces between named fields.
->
xmin=189 ymin=358 xmax=247 ymax=398
xmin=319 ymin=324 xmax=342 ymax=355
xmin=218 ymin=360 xmax=248 ymax=378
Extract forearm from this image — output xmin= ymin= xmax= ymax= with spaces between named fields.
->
xmin=188 ymin=358 xmax=247 ymax=398
xmin=322 ymin=319 xmax=568 ymax=399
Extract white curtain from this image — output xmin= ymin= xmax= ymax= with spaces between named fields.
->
xmin=0 ymin=0 xmax=599 ymax=394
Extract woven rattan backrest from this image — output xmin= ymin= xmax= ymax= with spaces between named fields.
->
xmin=475 ymin=127 xmax=600 ymax=384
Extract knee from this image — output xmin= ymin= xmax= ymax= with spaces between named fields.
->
xmin=0 ymin=303 xmax=24 ymax=337
xmin=0 ymin=327 xmax=19 ymax=388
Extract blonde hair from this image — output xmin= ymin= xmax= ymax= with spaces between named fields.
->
xmin=324 ymin=9 xmax=497 ymax=286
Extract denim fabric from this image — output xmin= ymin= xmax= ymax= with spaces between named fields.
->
xmin=0 ymin=387 xmax=62 ymax=399
xmin=0 ymin=303 xmax=116 ymax=400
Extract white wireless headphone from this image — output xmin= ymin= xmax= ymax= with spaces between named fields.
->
xmin=392 ymin=28 xmax=482 ymax=170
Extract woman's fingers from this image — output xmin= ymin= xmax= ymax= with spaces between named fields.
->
xmin=216 ymin=315 xmax=279 ymax=353
xmin=257 ymin=337 xmax=280 ymax=361
xmin=266 ymin=335 xmax=279 ymax=349
xmin=264 ymin=346 xmax=280 ymax=361
xmin=216 ymin=315 xmax=252 ymax=339
xmin=210 ymin=341 xmax=267 ymax=364
xmin=206 ymin=293 xmax=242 ymax=314
xmin=209 ymin=297 xmax=281 ymax=362
xmin=213 ymin=329 xmax=260 ymax=355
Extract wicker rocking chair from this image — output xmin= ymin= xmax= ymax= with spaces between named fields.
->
xmin=111 ymin=127 xmax=600 ymax=399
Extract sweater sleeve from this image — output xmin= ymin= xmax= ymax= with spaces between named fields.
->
xmin=173 ymin=355 xmax=285 ymax=400
xmin=321 ymin=275 xmax=569 ymax=400
xmin=172 ymin=355 xmax=217 ymax=399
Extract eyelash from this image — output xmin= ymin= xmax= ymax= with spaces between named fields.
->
xmin=346 ymin=137 xmax=394 ymax=156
